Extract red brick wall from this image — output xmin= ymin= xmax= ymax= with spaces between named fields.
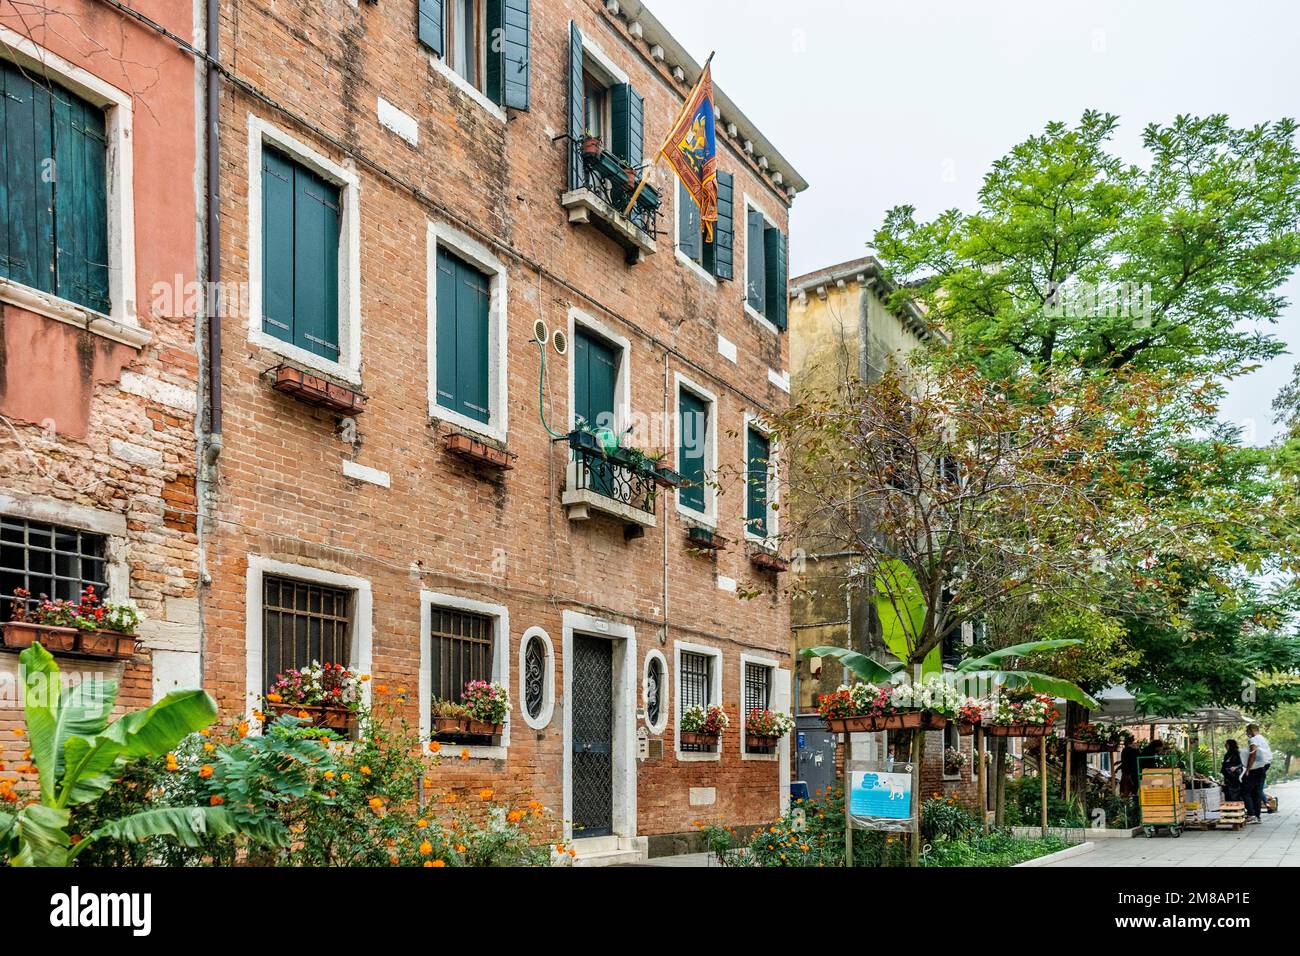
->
xmin=205 ymin=0 xmax=794 ymax=842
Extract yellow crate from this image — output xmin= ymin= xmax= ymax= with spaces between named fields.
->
xmin=1141 ymin=788 xmax=1176 ymax=806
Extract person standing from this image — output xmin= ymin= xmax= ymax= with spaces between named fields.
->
xmin=1243 ymin=724 xmax=1272 ymax=824
xmin=1221 ymin=739 xmax=1245 ymax=803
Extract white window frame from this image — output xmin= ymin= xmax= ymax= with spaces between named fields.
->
xmin=742 ymin=412 xmax=779 ymax=546
xmin=425 ymin=0 xmax=506 ymax=123
xmin=567 ymin=306 xmax=632 ymax=435
xmin=642 ymin=648 xmax=669 ymax=736
xmin=674 ymin=181 xmax=716 ymax=287
xmin=426 ymin=220 xmax=511 ymax=443
xmin=0 ymin=27 xmax=143 ymax=348
xmin=517 ymin=625 xmax=555 ymax=731
xmin=247 ymin=115 xmax=362 ymax=385
xmin=244 ymin=556 xmax=374 ymax=723
xmin=740 ymin=652 xmax=781 ymax=762
xmin=742 ymin=192 xmax=781 ymax=336
xmin=418 ymin=589 xmax=510 ymax=758
xmin=673 ymin=372 xmax=719 ymax=528
xmin=674 ymin=640 xmax=723 ymax=763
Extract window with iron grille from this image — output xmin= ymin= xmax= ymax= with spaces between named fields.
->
xmin=1 ymin=517 xmax=108 ymax=621
xmin=523 ymin=634 xmax=546 ymax=720
xmin=261 ymin=576 xmax=353 ymax=691
xmin=428 ymin=606 xmax=495 ymax=702
xmin=744 ymin=661 xmax=772 ymax=752
xmin=680 ymin=651 xmax=713 ymax=752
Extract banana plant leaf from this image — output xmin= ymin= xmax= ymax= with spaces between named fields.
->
xmin=800 ymin=646 xmax=899 ymax=684
xmin=952 ymin=669 xmax=1098 ymax=708
xmin=954 ymin=639 xmax=1083 ymax=673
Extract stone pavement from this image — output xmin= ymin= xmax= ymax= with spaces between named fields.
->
xmin=1044 ymin=779 xmax=1300 ymax=867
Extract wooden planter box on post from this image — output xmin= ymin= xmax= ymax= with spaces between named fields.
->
xmin=958 ymin=721 xmax=981 ymax=736
xmin=680 ymin=731 xmax=719 ymax=748
xmin=75 ymin=629 xmax=138 ymax=660
xmin=985 ymin=724 xmax=1052 ymax=738
xmin=2 ymin=621 xmax=77 ymax=653
xmin=1070 ymin=740 xmax=1117 ymax=753
xmin=267 ymin=702 xmax=354 ymax=731
xmin=823 ymin=711 xmax=926 ymax=734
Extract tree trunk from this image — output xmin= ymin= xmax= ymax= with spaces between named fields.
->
xmin=910 ymin=727 xmax=925 ymax=867
xmin=993 ymin=736 xmax=1008 ymax=826
xmin=1063 ymin=701 xmax=1088 ymax=804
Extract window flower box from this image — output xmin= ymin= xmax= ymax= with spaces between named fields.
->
xmin=270 ymin=364 xmax=365 ymax=415
xmin=745 ymin=734 xmax=778 ymax=753
xmin=433 ymin=716 xmax=469 ymax=735
xmin=267 ymin=701 xmax=354 ymax=731
xmin=2 ymin=620 xmax=77 ymax=653
xmin=686 ymin=526 xmax=726 ymax=551
xmin=265 ymin=661 xmax=364 ymax=731
xmin=824 ymin=712 xmax=925 ymax=734
xmin=680 ymin=731 xmax=720 ymax=748
xmin=75 ymin=629 xmax=139 ymax=660
xmin=445 ymin=432 xmax=514 ymax=470
xmin=466 ymin=719 xmax=504 ymax=736
xmin=653 ymin=465 xmax=686 ymax=489
xmin=987 ymin=692 xmax=1059 ymax=737
xmin=985 ymin=723 xmax=1052 ymax=738
xmin=681 ymin=704 xmax=728 ymax=750
xmin=957 ymin=702 xmax=983 ymax=735
xmin=817 ymin=676 xmax=972 ymax=733
xmin=746 ymin=709 xmax=793 ymax=752
xmin=431 ymin=680 xmax=509 ymax=741
xmin=1069 ymin=722 xmax=1130 ymax=751
xmin=749 ymin=549 xmax=789 ymax=573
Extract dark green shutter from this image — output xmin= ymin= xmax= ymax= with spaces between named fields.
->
xmin=418 ymin=0 xmax=444 ymax=56
xmin=764 ymin=226 xmax=788 ymax=330
xmin=746 ymin=427 xmax=770 ymax=536
xmin=678 ymin=389 xmax=708 ymax=513
xmin=610 ymin=83 xmax=643 ymax=168
xmin=678 ymin=182 xmax=701 ymax=263
xmin=1 ymin=63 xmax=53 ymax=295
xmin=713 ymin=170 xmax=734 ymax=280
xmin=435 ymin=248 xmax=491 ymax=425
xmin=568 ymin=22 xmax=584 ymax=189
xmin=261 ymin=150 xmax=296 ymax=341
xmin=486 ymin=0 xmax=530 ymax=110
xmin=573 ymin=327 xmax=618 ymax=430
xmin=746 ymin=208 xmax=766 ymax=314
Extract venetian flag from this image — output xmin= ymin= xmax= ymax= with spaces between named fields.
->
xmin=624 ymin=55 xmax=718 ymax=239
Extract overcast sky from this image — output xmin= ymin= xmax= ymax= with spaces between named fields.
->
xmin=652 ymin=0 xmax=1300 ymax=443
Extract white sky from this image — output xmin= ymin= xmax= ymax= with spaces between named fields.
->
xmin=651 ymin=0 xmax=1300 ymax=443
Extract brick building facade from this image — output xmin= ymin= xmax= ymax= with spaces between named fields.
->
xmin=0 ymin=1 xmax=203 ymax=767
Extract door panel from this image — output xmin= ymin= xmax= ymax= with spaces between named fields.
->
xmin=571 ymin=635 xmax=614 ymax=838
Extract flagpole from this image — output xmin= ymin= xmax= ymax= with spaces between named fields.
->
xmin=622 ymin=52 xmax=714 ymax=217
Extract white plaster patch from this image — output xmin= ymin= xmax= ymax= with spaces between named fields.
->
xmin=689 ymin=787 xmax=717 ymax=806
xmin=151 ymin=649 xmax=202 ymax=702
xmin=717 ymin=334 xmax=737 ymax=364
xmin=137 ymin=617 xmax=200 ymax=653
xmin=342 ymin=459 xmax=390 ymax=488
xmin=377 ymin=96 xmax=419 ymax=146
xmin=716 ymin=575 xmax=737 ymax=592
xmin=767 ymin=368 xmax=790 ymax=393
xmin=119 ymin=372 xmax=197 ymax=413
xmin=109 ymin=438 xmax=163 ymax=468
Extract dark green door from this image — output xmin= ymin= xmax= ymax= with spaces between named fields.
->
xmin=435 ymin=247 xmax=491 ymax=424
xmin=678 ymin=389 xmax=709 ymax=513
xmin=747 ymin=427 xmax=770 ymax=536
xmin=573 ymin=328 xmax=620 ymax=498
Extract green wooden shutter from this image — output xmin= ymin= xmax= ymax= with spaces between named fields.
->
xmin=573 ymin=327 xmax=618 ymax=430
xmin=455 ymin=259 xmax=491 ymax=423
xmin=764 ymin=226 xmax=788 ymax=330
xmin=485 ymin=0 xmax=530 ymax=110
xmin=418 ymin=0 xmax=445 ymax=56
xmin=746 ymin=427 xmax=770 ymax=536
xmin=261 ymin=149 xmax=296 ymax=343
xmin=1 ymin=63 xmax=55 ymax=297
xmin=291 ymin=164 xmax=340 ymax=360
xmin=678 ymin=389 xmax=708 ymax=513
xmin=434 ymin=248 xmax=459 ymax=413
xmin=713 ymin=170 xmax=734 ymax=281
xmin=610 ymin=84 xmax=643 ymax=168
xmin=746 ymin=208 xmax=766 ymax=314
xmin=568 ymin=22 xmax=584 ymax=189
xmin=678 ymin=182 xmax=701 ymax=263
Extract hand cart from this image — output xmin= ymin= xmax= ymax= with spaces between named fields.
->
xmin=1138 ymin=759 xmax=1185 ymax=837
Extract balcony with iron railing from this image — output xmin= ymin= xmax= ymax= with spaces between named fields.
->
xmin=560 ymin=138 xmax=661 ymax=264
xmin=559 ymin=430 xmax=684 ymax=536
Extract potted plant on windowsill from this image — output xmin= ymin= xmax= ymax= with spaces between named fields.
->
xmin=265 ymin=661 xmax=365 ymax=730
xmin=580 ymin=132 xmax=603 ymax=162
xmin=3 ymin=586 xmax=139 ymax=658
xmin=431 ymin=698 xmax=470 ymax=735
xmin=680 ymin=704 xmax=728 ymax=748
xmin=3 ymin=588 xmax=77 ymax=653
xmin=461 ymin=679 xmax=510 ymax=736
xmin=445 ymin=432 xmax=514 ymax=470
xmin=686 ymin=525 xmax=727 ymax=552
xmin=745 ymin=708 xmax=793 ymax=753
xmin=984 ymin=692 xmax=1059 ymax=738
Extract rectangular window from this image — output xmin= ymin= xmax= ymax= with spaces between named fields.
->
xmin=261 ymin=576 xmax=353 ymax=691
xmin=746 ymin=426 xmax=771 ymax=538
xmin=744 ymin=661 xmax=771 ymax=715
xmin=428 ymin=606 xmax=494 ymax=702
xmin=435 ymin=246 xmax=491 ymax=424
xmin=744 ymin=200 xmax=788 ymax=330
xmin=447 ymin=0 xmax=483 ymax=90
xmin=0 ymin=517 xmax=107 ymax=620
xmin=572 ymin=326 xmax=620 ymax=432
xmin=680 ymin=650 xmax=713 ymax=753
xmin=677 ymin=387 xmax=710 ymax=514
xmin=583 ymin=70 xmax=607 ymax=140
xmin=419 ymin=0 xmax=531 ymax=111
xmin=261 ymin=147 xmax=341 ymax=362
xmin=677 ymin=173 xmax=735 ymax=280
xmin=0 ymin=60 xmax=109 ymax=314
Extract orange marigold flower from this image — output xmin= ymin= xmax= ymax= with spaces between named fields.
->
xmin=266 ymin=693 xmax=282 ymax=704
xmin=360 ymin=674 xmax=371 ymax=682
xmin=198 ymin=765 xmax=214 ymax=779
xmin=252 ymin=710 xmax=265 ymax=722
xmin=199 ymin=728 xmax=212 ymax=736
xmin=324 ymin=770 xmax=335 ymax=780
xmin=368 ymin=797 xmax=383 ymax=809
xmin=568 ymin=849 xmax=576 ymax=858
xmin=428 ymin=741 xmax=441 ymax=754
xmin=445 ymin=793 xmax=457 ymax=803
xmin=432 ymin=859 xmax=446 ymax=867
xmin=203 ymin=742 xmax=215 ymax=753
xmin=12 ymin=727 xmax=24 ymax=737
xmin=422 ymin=860 xmax=435 ymax=867
xmin=460 ymin=749 xmax=470 ymax=761
xmin=419 ymin=841 xmax=433 ymax=856
xmin=210 ymin=795 xmax=225 ymax=806
xmin=375 ymin=685 xmax=388 ymax=695
xmin=297 ymin=710 xmax=310 ymax=719
xmin=341 ymin=773 xmax=351 ymax=781
xmin=360 ymin=765 xmax=372 ymax=776
xmin=507 ymin=810 xmax=523 ymax=823
xmin=455 ymin=843 xmax=466 ymax=853
xmin=479 ymin=788 xmax=494 ymax=801
xmin=391 ymin=855 xmax=401 ymax=865
xmin=417 ymin=818 xmax=429 ymax=829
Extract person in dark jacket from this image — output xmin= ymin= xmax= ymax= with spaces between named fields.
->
xmin=1119 ymin=741 xmax=1140 ymax=802
xmin=1221 ymin=739 xmax=1245 ymax=802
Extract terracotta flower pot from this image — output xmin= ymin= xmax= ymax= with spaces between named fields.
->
xmin=581 ymin=136 xmax=602 ymax=160
xmin=919 ymin=712 xmax=949 ymax=730
xmin=958 ymin=721 xmax=980 ymax=736
xmin=822 ymin=711 xmax=926 ymax=734
xmin=267 ymin=701 xmax=354 ymax=731
xmin=746 ymin=733 xmax=779 ymax=752
xmin=75 ymin=629 xmax=137 ymax=659
xmin=680 ymin=731 xmax=719 ymax=747
xmin=466 ymin=719 xmax=503 ymax=736
xmin=1070 ymin=739 xmax=1115 ymax=753
xmin=3 ymin=621 xmax=77 ymax=653
xmin=433 ymin=716 xmax=469 ymax=735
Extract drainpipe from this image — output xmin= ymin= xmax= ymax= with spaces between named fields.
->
xmin=204 ymin=0 xmax=223 ymax=448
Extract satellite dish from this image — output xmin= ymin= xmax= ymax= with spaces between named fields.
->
xmin=552 ymin=329 xmax=569 ymax=355
xmin=532 ymin=319 xmax=549 ymax=345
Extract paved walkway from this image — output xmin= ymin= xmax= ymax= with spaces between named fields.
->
xmin=1044 ymin=779 xmax=1300 ymax=867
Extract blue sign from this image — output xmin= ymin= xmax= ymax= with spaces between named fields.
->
xmin=797 ymin=732 xmax=806 ymax=750
xmin=849 ymin=770 xmax=912 ymax=821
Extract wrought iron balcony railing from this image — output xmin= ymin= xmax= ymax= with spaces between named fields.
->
xmin=561 ymin=143 xmax=661 ymax=263
xmin=560 ymin=431 xmax=661 ymax=530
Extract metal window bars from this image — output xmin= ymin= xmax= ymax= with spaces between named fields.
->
xmin=262 ymin=576 xmax=353 ymax=691
xmin=680 ymin=651 xmax=712 ymax=752
xmin=0 ymin=517 xmax=108 ymax=620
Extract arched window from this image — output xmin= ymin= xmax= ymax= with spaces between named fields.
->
xmin=643 ymin=650 xmax=668 ymax=735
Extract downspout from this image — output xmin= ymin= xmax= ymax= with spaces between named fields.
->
xmin=204 ymin=0 xmax=223 ymax=446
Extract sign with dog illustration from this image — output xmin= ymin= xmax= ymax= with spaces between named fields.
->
xmin=848 ymin=761 xmax=917 ymax=833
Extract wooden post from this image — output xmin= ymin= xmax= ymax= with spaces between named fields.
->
xmin=977 ymin=728 xmax=988 ymax=832
xmin=843 ymin=730 xmax=853 ymax=867
xmin=1064 ymin=739 xmax=1072 ymax=805
xmin=1040 ymin=739 xmax=1049 ymax=837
